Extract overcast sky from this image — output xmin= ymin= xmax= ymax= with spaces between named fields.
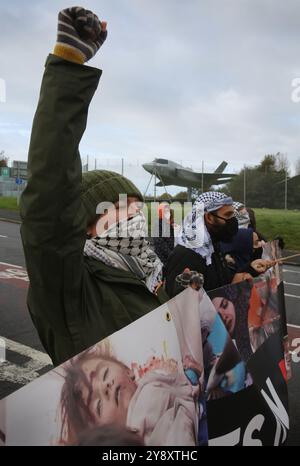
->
xmin=0 ymin=0 xmax=300 ymax=194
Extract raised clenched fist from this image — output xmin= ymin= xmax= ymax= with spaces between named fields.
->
xmin=55 ymin=6 xmax=107 ymax=63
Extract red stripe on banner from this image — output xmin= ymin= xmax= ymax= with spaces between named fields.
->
xmin=279 ymin=359 xmax=287 ymax=382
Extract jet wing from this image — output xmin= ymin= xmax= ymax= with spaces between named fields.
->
xmin=155 ymin=169 xmax=236 ymax=188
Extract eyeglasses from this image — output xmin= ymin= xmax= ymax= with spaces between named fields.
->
xmin=211 ymin=213 xmax=235 ymax=221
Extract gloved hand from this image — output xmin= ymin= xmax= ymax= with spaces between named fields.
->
xmin=54 ymin=7 xmax=107 ymax=64
xmin=175 ymin=268 xmax=204 ymax=291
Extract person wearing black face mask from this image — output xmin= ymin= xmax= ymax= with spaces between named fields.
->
xmin=208 ymin=212 xmax=239 ymax=243
xmin=165 ymin=192 xmax=274 ymax=298
xmin=252 ymin=246 xmax=263 ymax=261
xmin=252 ymin=231 xmax=264 ymax=261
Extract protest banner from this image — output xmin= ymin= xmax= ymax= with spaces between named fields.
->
xmin=0 ymin=242 xmax=289 ymax=446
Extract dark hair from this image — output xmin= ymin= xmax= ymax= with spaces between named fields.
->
xmin=59 ymin=347 xmax=130 ymax=445
xmin=209 ymin=281 xmax=254 ymax=363
xmin=76 ymin=424 xmax=144 ymax=446
xmin=246 ymin=208 xmax=256 ymax=231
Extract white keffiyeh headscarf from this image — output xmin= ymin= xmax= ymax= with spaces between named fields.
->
xmin=84 ymin=212 xmax=163 ymax=292
xmin=176 ymin=192 xmax=233 ymax=265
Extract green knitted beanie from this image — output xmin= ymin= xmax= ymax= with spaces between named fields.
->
xmin=81 ymin=170 xmax=144 ymax=226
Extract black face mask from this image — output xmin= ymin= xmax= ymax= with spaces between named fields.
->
xmin=252 ymin=247 xmax=263 ymax=261
xmin=210 ymin=215 xmax=239 ymax=243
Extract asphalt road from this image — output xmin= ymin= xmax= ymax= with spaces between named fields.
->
xmin=0 ymin=219 xmax=299 ymax=445
xmin=0 ymin=220 xmax=25 ymax=267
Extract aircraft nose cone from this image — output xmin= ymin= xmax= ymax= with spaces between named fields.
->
xmin=142 ymin=163 xmax=152 ymax=173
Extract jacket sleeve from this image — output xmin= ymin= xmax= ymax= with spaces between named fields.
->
xmin=20 ymin=54 xmax=102 ymax=355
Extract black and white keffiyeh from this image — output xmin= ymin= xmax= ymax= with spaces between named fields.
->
xmin=233 ymin=201 xmax=250 ymax=228
xmin=233 ymin=201 xmax=244 ymax=210
xmin=176 ymin=192 xmax=233 ymax=265
xmin=197 ymin=192 xmax=233 ymax=213
xmin=84 ymin=212 xmax=162 ymax=292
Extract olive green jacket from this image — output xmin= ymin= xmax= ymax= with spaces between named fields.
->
xmin=20 ymin=55 xmax=168 ymax=366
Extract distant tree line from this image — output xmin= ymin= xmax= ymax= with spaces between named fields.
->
xmin=223 ymin=153 xmax=300 ymax=209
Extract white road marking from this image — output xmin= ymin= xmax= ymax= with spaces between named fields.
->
xmin=285 ymin=293 xmax=300 ymax=299
xmin=4 ymin=338 xmax=51 ymax=366
xmin=0 ymin=268 xmax=29 ymax=282
xmin=284 ymin=282 xmax=300 ymax=287
xmin=283 ymin=268 xmax=300 ymax=274
xmin=0 ymin=362 xmax=46 ymax=386
xmin=0 ymin=262 xmax=22 ymax=269
xmin=287 ymin=323 xmax=300 ymax=329
xmin=0 ymin=235 xmax=7 ymax=238
xmin=0 ymin=338 xmax=52 ymax=386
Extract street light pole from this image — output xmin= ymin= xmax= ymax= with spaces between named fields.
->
xmin=285 ymin=170 xmax=288 ymax=210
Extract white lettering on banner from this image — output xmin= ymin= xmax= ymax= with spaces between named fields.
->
xmin=260 ymin=377 xmax=289 ymax=445
xmin=274 ymin=415 xmax=288 ymax=446
xmin=260 ymin=377 xmax=289 ymax=429
xmin=209 ymin=428 xmax=240 ymax=446
xmin=209 ymin=417 xmax=265 ymax=446
xmin=243 ymin=415 xmax=264 ymax=446
xmin=209 ymin=378 xmax=288 ymax=446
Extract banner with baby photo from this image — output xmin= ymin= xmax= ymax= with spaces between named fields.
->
xmin=0 ymin=289 xmax=205 ymax=446
xmin=0 ymin=285 xmax=249 ymax=447
xmin=0 ymin=243 xmax=290 ymax=446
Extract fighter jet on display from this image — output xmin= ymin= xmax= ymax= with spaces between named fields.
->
xmin=142 ymin=158 xmax=236 ymax=190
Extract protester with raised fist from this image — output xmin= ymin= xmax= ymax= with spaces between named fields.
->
xmin=20 ymin=7 xmax=167 ymax=367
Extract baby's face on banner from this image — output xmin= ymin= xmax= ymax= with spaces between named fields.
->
xmin=212 ymin=297 xmax=236 ymax=336
xmin=80 ymin=358 xmax=137 ymax=426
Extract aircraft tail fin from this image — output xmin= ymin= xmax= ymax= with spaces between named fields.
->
xmin=214 ymin=161 xmax=228 ymax=174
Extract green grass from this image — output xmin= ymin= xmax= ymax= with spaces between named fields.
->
xmin=0 ymin=196 xmax=19 ymax=211
xmin=254 ymin=208 xmax=300 ymax=252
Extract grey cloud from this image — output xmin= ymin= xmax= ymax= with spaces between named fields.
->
xmin=1 ymin=0 xmax=300 ymax=195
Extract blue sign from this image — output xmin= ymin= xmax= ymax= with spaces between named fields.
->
xmin=15 ymin=178 xmax=23 ymax=185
